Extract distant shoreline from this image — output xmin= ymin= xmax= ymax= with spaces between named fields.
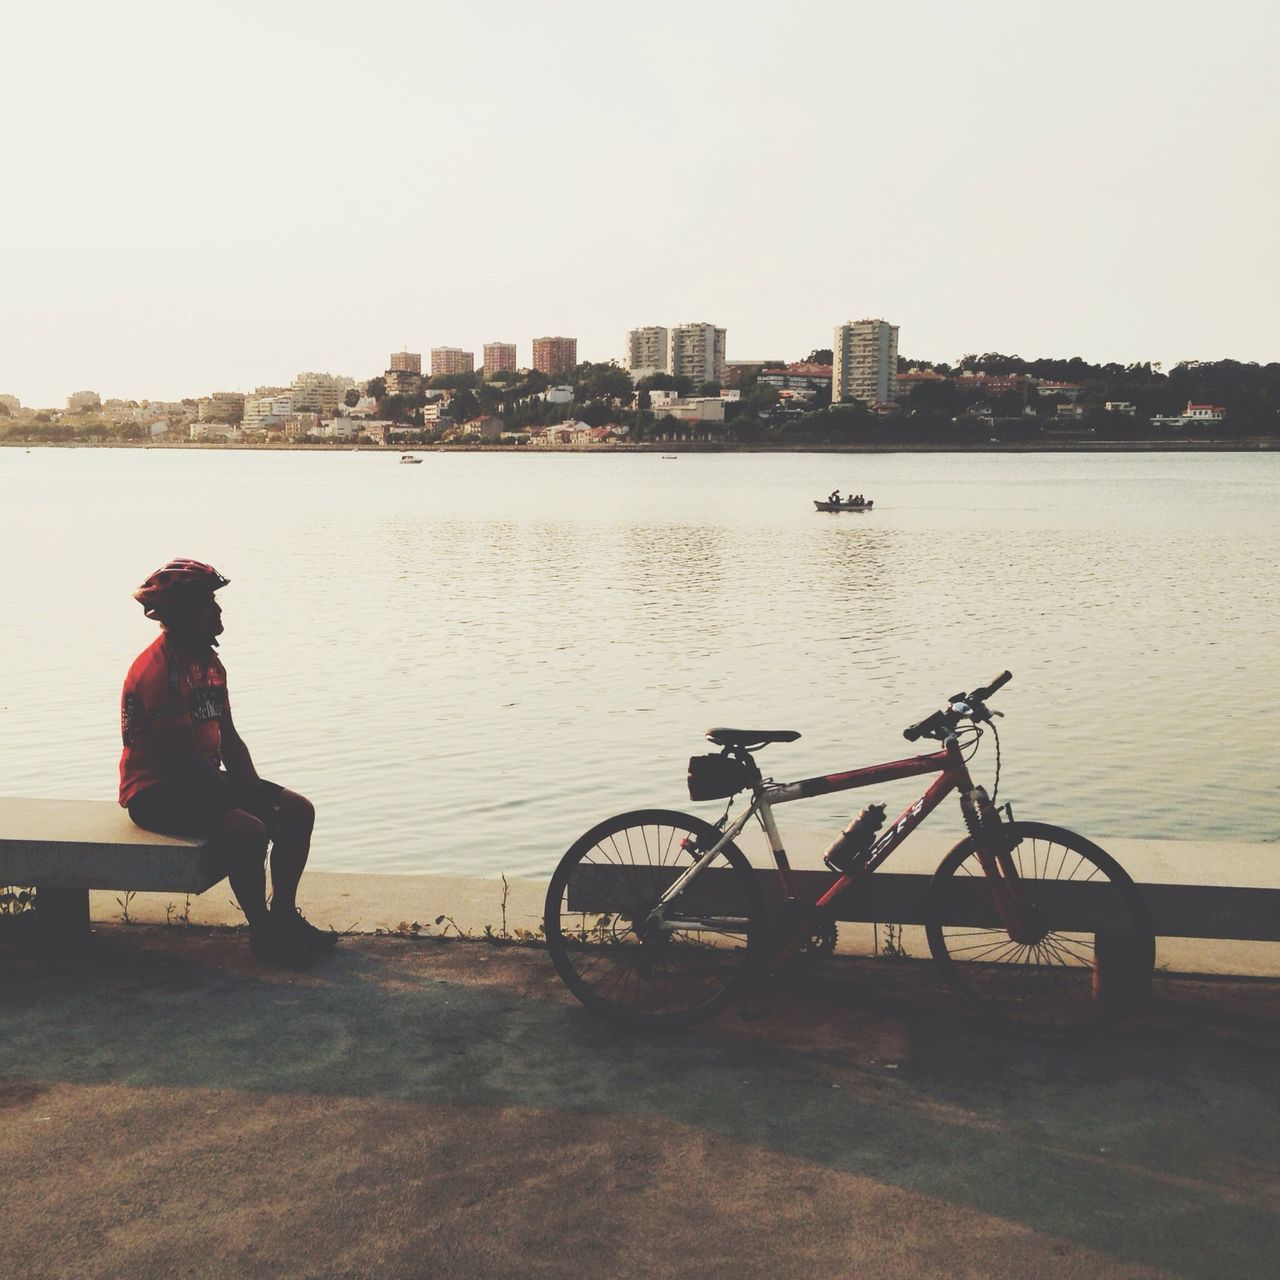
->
xmin=2 ymin=439 xmax=1276 ymax=455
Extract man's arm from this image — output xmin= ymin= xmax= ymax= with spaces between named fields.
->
xmin=219 ymin=707 xmax=262 ymax=789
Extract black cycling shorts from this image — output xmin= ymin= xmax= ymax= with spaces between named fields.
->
xmin=128 ymin=772 xmax=285 ymax=838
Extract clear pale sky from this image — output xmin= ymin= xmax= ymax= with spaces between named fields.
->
xmin=3 ymin=0 xmax=1277 ymax=408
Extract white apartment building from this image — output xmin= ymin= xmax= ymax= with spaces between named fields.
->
xmin=832 ymin=319 xmax=899 ymax=405
xmin=291 ymin=372 xmax=351 ymax=416
xmin=626 ymin=326 xmax=669 ymax=374
xmin=242 ymin=393 xmax=294 ymax=432
xmin=669 ymin=323 xmax=726 ymax=385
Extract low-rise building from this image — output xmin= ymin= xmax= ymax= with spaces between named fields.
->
xmin=282 ymin=412 xmax=322 ymax=439
xmin=760 ymin=363 xmax=832 ymax=395
xmin=1036 ymin=381 xmax=1082 ymax=401
xmin=198 ymin=391 xmax=246 ymax=424
xmin=1150 ymin=401 xmax=1227 ymax=429
xmin=384 ymin=369 xmax=423 ymax=397
xmin=66 ymin=390 xmax=101 ymax=413
xmin=318 ymin=418 xmax=359 ymax=440
xmin=1105 ymin=401 xmax=1137 ymax=416
xmin=657 ymin=397 xmax=725 ymax=423
xmin=348 ymin=396 xmax=380 ymax=418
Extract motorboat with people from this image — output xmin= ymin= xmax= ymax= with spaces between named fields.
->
xmin=399 ymin=453 xmax=423 ymax=464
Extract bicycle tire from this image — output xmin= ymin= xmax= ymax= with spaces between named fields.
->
xmin=926 ymin=821 xmax=1155 ymax=1037
xmin=544 ymin=809 xmax=765 ymax=1027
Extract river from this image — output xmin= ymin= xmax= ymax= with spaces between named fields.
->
xmin=1 ymin=446 xmax=1276 ymax=877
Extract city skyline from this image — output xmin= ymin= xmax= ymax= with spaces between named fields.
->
xmin=3 ymin=1 xmax=1277 ymax=409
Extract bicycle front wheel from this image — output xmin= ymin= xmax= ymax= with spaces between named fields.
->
xmin=544 ymin=809 xmax=765 ymax=1027
xmin=926 ymin=821 xmax=1155 ymax=1037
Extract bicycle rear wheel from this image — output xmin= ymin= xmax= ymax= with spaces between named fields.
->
xmin=926 ymin=821 xmax=1155 ymax=1037
xmin=544 ymin=809 xmax=764 ymax=1027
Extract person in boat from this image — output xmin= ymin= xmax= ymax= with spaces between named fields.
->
xmin=829 ymin=490 xmax=841 ymax=504
xmin=120 ymin=559 xmax=336 ymax=965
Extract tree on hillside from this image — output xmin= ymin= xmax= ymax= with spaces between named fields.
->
xmin=447 ymin=388 xmax=480 ymax=422
xmin=428 ymin=371 xmax=480 ymax=391
xmin=805 ymin=348 xmax=833 ymax=365
xmin=344 ymin=389 xmax=360 ymax=408
xmin=367 ymin=376 xmax=387 ymax=400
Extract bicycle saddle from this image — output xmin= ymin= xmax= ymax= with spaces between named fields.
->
xmin=705 ymin=727 xmax=801 ymax=748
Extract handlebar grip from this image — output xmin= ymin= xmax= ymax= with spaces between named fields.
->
xmin=973 ymin=670 xmax=1012 ymax=701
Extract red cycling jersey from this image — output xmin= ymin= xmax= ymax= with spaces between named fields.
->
xmin=119 ymin=634 xmax=230 ymax=806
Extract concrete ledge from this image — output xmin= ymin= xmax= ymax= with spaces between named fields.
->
xmin=4 ymin=797 xmax=1278 ymax=976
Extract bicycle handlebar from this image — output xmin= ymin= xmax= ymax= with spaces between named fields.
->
xmin=902 ymin=670 xmax=1012 ymax=742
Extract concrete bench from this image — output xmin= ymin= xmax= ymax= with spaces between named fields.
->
xmin=0 ymin=798 xmax=226 ymax=939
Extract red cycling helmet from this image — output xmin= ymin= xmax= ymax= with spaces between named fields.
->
xmin=133 ymin=558 xmax=230 ymax=618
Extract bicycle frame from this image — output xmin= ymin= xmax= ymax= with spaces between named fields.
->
xmin=656 ymin=732 xmax=1034 ymax=950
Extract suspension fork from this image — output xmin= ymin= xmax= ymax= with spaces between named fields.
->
xmin=962 ymin=784 xmax=1040 ymax=944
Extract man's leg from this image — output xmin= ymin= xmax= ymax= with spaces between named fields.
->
xmin=214 ymin=808 xmax=271 ymax=929
xmin=263 ymin=789 xmax=314 ymax=914
xmin=262 ymin=790 xmax=336 ymax=949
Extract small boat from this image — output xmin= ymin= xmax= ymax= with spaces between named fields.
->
xmin=814 ymin=498 xmax=873 ymax=511
xmin=399 ymin=453 xmax=423 ymax=464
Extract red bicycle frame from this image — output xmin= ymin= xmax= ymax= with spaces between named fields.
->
xmin=755 ymin=734 xmax=1034 ymax=951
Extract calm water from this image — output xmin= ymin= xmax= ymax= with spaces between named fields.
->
xmin=1 ymin=446 xmax=1277 ymax=878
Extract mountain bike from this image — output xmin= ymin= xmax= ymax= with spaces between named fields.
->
xmin=544 ymin=672 xmax=1156 ymax=1037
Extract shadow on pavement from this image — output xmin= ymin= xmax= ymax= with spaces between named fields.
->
xmin=1 ymin=924 xmax=1277 ymax=1279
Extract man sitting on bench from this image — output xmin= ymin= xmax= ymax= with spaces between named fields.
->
xmin=119 ymin=558 xmax=336 ymax=965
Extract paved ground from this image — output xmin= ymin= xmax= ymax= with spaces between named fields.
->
xmin=2 ymin=922 xmax=1278 ymax=1279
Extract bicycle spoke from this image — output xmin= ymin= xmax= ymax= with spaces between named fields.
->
xmin=927 ymin=823 xmax=1153 ymax=1037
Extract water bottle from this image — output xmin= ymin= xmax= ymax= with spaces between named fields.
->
xmin=822 ymin=804 xmax=887 ymax=874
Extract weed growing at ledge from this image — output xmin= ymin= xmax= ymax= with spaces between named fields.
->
xmin=375 ymin=875 xmax=545 ymax=946
xmin=1 ymin=886 xmax=37 ymax=916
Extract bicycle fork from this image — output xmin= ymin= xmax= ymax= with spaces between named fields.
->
xmin=963 ymin=787 xmax=1042 ymax=945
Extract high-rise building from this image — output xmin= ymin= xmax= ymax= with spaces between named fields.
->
xmin=669 ymin=323 xmax=726 ymax=386
xmin=431 ymin=347 xmax=475 ymax=376
xmin=389 ymin=351 xmax=422 ymax=374
xmin=832 ymin=319 xmax=899 ymax=405
xmin=626 ymin=326 xmax=669 ymax=374
xmin=483 ymin=342 xmax=518 ymax=377
xmin=531 ymin=336 xmax=578 ymax=377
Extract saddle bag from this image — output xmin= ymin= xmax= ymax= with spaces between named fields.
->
xmin=687 ymin=753 xmax=753 ymax=802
